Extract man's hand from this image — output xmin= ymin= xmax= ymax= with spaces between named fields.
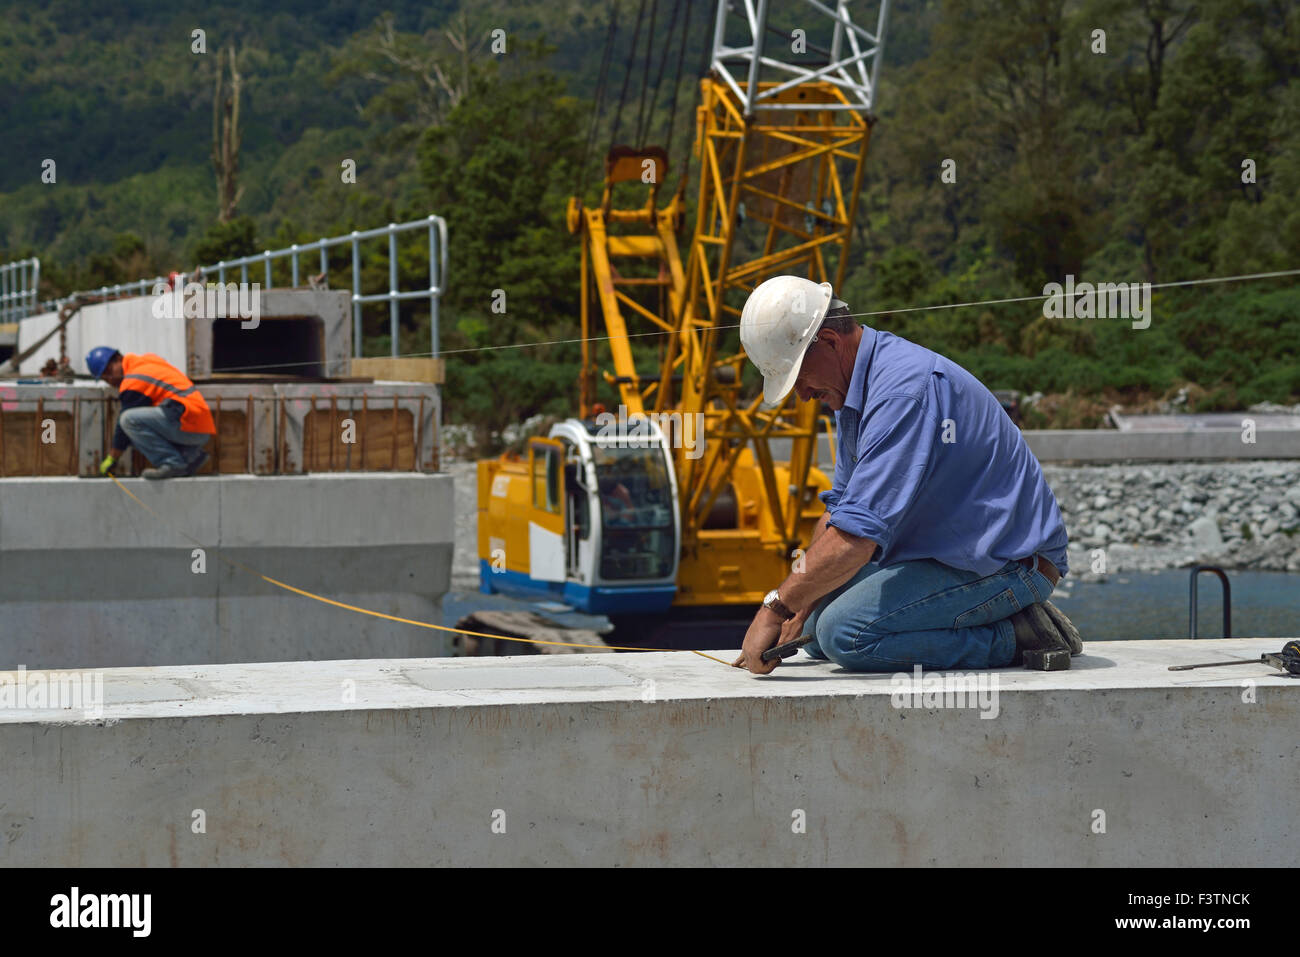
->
xmin=781 ymin=606 xmax=811 ymax=647
xmin=732 ymin=607 xmax=785 ymax=675
xmin=98 ymin=455 xmax=117 ymax=476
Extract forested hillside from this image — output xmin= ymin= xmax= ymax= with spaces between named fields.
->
xmin=2 ymin=0 xmax=1297 ymax=444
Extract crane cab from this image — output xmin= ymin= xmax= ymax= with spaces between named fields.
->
xmin=477 ymin=418 xmax=680 ymax=614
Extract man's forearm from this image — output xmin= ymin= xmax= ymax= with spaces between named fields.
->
xmin=807 ymin=510 xmax=832 ymax=547
xmin=777 ymin=521 xmax=876 ymax=615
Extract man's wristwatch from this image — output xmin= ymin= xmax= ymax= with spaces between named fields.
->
xmin=762 ymin=588 xmax=796 ymax=622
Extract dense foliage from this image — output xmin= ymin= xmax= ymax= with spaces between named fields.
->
xmin=1 ymin=0 xmax=1296 ymax=446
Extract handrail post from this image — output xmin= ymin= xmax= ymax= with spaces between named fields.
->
xmin=351 ymin=232 xmax=362 ymax=358
xmin=434 ymin=217 xmax=444 ymax=358
xmin=1189 ymin=565 xmax=1232 ymax=638
xmin=388 ymin=223 xmax=399 ymax=358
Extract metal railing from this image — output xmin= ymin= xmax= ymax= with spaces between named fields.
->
xmin=0 ymin=257 xmax=40 ymax=325
xmin=1189 ymin=565 xmax=1232 ymax=638
xmin=14 ymin=215 xmax=448 ymax=358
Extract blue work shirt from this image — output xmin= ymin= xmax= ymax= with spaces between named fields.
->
xmin=820 ymin=326 xmax=1069 ymax=577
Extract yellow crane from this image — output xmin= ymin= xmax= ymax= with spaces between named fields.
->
xmin=478 ymin=0 xmax=890 ymax=638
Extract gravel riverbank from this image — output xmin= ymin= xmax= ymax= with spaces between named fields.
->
xmin=1045 ymin=461 xmax=1300 ymax=580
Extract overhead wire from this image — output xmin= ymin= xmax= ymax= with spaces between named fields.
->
xmin=663 ymin=0 xmax=695 ymax=164
xmin=178 ymin=266 xmax=1300 ymax=376
xmin=631 ymin=0 xmax=665 ymax=147
xmin=576 ymin=0 xmax=620 ymax=201
xmin=608 ymin=0 xmax=648 ymax=149
xmin=632 ymin=0 xmax=662 ymax=147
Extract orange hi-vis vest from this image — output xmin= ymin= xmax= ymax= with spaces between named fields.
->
xmin=120 ymin=353 xmax=216 ymax=435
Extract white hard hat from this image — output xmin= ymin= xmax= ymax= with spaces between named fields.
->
xmin=739 ymin=276 xmax=834 ymax=406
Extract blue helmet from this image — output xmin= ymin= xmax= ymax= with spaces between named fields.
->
xmin=86 ymin=346 xmax=119 ymax=378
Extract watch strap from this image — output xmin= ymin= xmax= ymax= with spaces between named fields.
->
xmin=765 ymin=593 xmax=796 ymax=622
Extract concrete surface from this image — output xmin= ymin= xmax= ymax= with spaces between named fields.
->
xmin=0 ymin=474 xmax=454 ymax=668
xmin=3 ymin=638 xmax=1295 ymax=866
xmin=1110 ymin=410 xmax=1300 ymax=431
xmin=1022 ymin=428 xmax=1300 ymax=462
xmin=769 ymin=429 xmax=1300 ymax=464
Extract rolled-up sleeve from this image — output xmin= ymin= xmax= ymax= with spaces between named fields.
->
xmin=823 ymin=394 xmax=939 ymax=554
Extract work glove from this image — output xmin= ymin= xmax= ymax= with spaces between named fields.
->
xmin=98 ymin=455 xmax=116 ymax=476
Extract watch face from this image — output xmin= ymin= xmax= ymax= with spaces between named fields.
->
xmin=763 ymin=589 xmax=779 ymax=606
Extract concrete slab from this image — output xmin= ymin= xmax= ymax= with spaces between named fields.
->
xmin=2 ymin=638 xmax=1291 ymax=722
xmin=771 ymin=429 xmax=1300 ymax=465
xmin=1023 ymin=428 xmax=1300 ymax=461
xmin=0 ymin=476 xmax=222 ymax=549
xmin=2 ymin=640 xmax=1296 ymax=866
xmin=0 ymin=473 xmax=454 ymax=668
xmin=217 ymin=473 xmax=452 ymax=548
xmin=99 ymin=679 xmax=195 ymax=705
xmin=1111 ymin=411 xmax=1300 ymax=431
xmin=403 ymin=662 xmax=640 ymax=692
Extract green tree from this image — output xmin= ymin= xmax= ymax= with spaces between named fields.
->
xmin=417 ymin=42 xmax=585 ymax=453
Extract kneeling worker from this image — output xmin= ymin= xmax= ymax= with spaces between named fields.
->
xmin=87 ymin=346 xmax=215 ymax=479
xmin=732 ymin=276 xmax=1082 ymax=675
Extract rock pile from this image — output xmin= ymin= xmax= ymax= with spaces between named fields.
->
xmin=1043 ymin=461 xmax=1300 ymax=578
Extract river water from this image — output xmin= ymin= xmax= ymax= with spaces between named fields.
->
xmin=1049 ymin=569 xmax=1299 ymax=641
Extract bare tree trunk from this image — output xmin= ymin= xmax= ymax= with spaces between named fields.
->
xmin=212 ymin=45 xmax=245 ymax=223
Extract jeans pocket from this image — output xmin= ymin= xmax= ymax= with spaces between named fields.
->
xmin=954 ymin=587 xmax=1022 ymax=630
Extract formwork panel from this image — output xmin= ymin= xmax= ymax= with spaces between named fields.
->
xmin=201 ymin=384 xmax=279 ymax=475
xmin=275 ymin=382 xmax=439 ymax=474
xmin=0 ymin=410 xmax=78 ymax=475
xmin=0 ymin=379 xmax=437 ymax=476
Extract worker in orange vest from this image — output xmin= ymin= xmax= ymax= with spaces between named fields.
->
xmin=86 ymin=346 xmax=216 ymax=479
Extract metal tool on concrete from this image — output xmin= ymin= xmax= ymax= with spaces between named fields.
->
xmin=1022 ymin=648 xmax=1071 ymax=671
xmin=1168 ymin=640 xmax=1300 ymax=675
xmin=760 ymin=634 xmax=816 ymax=663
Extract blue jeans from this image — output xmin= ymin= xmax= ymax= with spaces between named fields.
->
xmin=119 ymin=401 xmax=209 ymax=471
xmin=802 ymin=556 xmax=1056 ymax=671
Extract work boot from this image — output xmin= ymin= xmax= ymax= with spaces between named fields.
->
xmin=141 ymin=463 xmax=186 ymax=480
xmin=1041 ymin=600 xmax=1084 ymax=656
xmin=183 ymin=450 xmax=210 ymax=476
xmin=1006 ymin=602 xmax=1071 ymax=666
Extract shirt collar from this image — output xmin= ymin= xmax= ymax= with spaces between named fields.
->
xmin=841 ymin=325 xmax=877 ymax=414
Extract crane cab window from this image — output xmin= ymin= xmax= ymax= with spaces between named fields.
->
xmin=530 ymin=442 xmax=562 ymax=515
xmin=591 ymin=444 xmax=674 ymax=580
xmin=565 ymin=458 xmax=590 ymax=540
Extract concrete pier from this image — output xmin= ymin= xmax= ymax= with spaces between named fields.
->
xmin=3 ymin=639 xmax=1295 ymax=866
xmin=15 ymin=289 xmax=353 ymax=378
xmin=0 ymin=473 xmax=454 ymax=668
xmin=771 ymin=428 xmax=1300 ymax=465
xmin=1022 ymin=427 xmax=1300 ymax=462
